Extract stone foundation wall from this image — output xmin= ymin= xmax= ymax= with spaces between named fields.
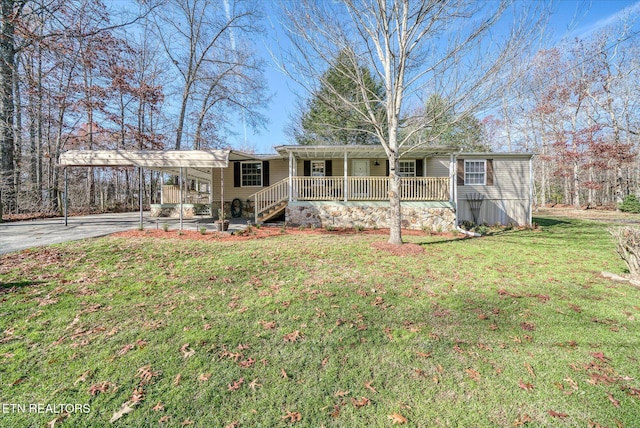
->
xmin=150 ymin=204 xmax=195 ymax=218
xmin=285 ymin=201 xmax=456 ymax=231
xmin=150 ymin=200 xmax=256 ymax=219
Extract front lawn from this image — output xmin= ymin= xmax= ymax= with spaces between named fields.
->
xmin=0 ymin=217 xmax=638 ymax=427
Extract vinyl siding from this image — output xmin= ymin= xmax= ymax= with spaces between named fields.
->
xmin=210 ymin=159 xmax=289 ymax=201
xmin=455 ymin=155 xmax=532 ymax=225
xmin=426 ymin=157 xmax=450 ymax=177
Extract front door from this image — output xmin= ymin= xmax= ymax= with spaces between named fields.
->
xmin=352 ymin=160 xmax=370 ymax=198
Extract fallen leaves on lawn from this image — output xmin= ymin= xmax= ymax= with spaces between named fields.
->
xmin=109 ymin=401 xmax=136 ymax=423
xmin=524 ymin=363 xmax=536 ymax=378
xmin=364 ymin=380 xmax=377 ymax=393
xmin=180 ymin=343 xmax=195 ymax=358
xmin=518 ymin=380 xmax=534 ymax=391
xmin=281 ymin=410 xmax=302 ymax=423
xmin=228 ymin=378 xmax=244 ymax=391
xmin=136 ymin=365 xmax=160 ymax=385
xmin=388 ymin=413 xmax=408 ymax=424
xmin=174 ymin=374 xmax=182 ymax=386
xmin=283 ymin=330 xmax=303 ymax=343
xmin=88 ymin=381 xmax=117 ymax=396
xmin=465 ymin=368 xmax=481 ymax=381
xmin=351 ymin=396 xmax=370 ymax=407
xmin=47 ymin=412 xmax=69 ymax=427
xmin=334 ymin=390 xmax=350 ymax=397
xmin=512 ymin=414 xmax=532 ymax=426
xmin=181 ymin=419 xmax=194 ymax=426
xmin=199 ymin=373 xmax=212 ymax=382
xmin=591 ymin=352 xmax=610 ymax=363
xmin=238 ymin=357 xmax=255 ymax=368
xmin=547 ymin=410 xmax=568 ymax=419
xmin=249 ymin=379 xmax=262 ymax=390
xmin=74 ymin=370 xmax=91 ymax=385
xmin=607 ymin=393 xmax=620 ymax=407
xmin=159 ymin=415 xmax=171 ymax=423
xmin=152 ymin=402 xmax=164 ymax=411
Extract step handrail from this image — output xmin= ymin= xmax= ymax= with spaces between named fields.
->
xmin=249 ymin=178 xmax=290 ymax=222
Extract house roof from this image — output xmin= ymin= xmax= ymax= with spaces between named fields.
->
xmin=274 ymin=144 xmax=456 ymax=159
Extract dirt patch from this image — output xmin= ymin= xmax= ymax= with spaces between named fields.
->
xmin=370 ymin=241 xmax=425 ymax=256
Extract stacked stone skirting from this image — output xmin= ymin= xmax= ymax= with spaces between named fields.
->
xmin=285 ymin=201 xmax=456 ymax=231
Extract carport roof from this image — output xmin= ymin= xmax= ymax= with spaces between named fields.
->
xmin=58 ymin=149 xmax=264 ymax=181
xmin=59 ymin=149 xmax=231 ymax=168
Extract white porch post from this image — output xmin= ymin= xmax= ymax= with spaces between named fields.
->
xmin=64 ymin=167 xmax=68 ymax=227
xmin=220 ymin=167 xmax=224 ymax=220
xmin=210 ymin=168 xmax=215 ymax=217
xmin=343 ymin=151 xmax=348 ymax=202
xmin=449 ymin=153 xmax=455 ymax=205
xmin=288 ymin=151 xmax=293 ymax=202
xmin=139 ymin=167 xmax=143 ymax=230
xmin=179 ymin=167 xmax=184 ymax=231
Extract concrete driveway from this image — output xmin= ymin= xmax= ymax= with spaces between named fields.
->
xmin=0 ymin=212 xmax=248 ymax=255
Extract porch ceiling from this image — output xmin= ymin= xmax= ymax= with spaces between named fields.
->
xmin=274 ymin=144 xmax=455 ymax=159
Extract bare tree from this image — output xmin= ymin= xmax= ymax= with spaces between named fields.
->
xmin=152 ymin=0 xmax=266 ymax=150
xmin=279 ymin=0 xmax=547 ymax=244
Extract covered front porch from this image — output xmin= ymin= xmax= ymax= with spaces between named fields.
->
xmin=252 ymin=144 xmax=456 ymax=224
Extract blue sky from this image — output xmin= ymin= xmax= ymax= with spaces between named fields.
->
xmin=236 ymin=0 xmax=640 ymax=154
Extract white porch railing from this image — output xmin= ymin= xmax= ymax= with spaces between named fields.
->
xmin=291 ymin=176 xmax=449 ymax=202
xmin=161 ymin=185 xmax=210 ymax=204
xmin=247 ymin=176 xmax=451 ymax=221
xmin=250 ymin=178 xmax=290 ymax=220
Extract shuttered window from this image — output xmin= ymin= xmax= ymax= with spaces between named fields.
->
xmin=458 ymin=158 xmax=493 ymax=186
xmin=241 ymin=161 xmax=262 ymax=187
xmin=464 ymin=160 xmax=486 ymax=185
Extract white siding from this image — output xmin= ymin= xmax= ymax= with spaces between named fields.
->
xmin=211 ymin=159 xmax=289 ymax=201
xmin=455 ymin=155 xmax=532 ymax=226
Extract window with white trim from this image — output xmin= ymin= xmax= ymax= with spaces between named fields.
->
xmin=241 ymin=161 xmax=262 ymax=187
xmin=464 ymin=160 xmax=486 ymax=185
xmin=398 ymin=160 xmax=416 ymax=177
xmin=311 ymin=160 xmax=325 ymax=177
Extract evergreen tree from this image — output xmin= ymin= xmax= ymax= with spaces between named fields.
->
xmin=295 ymin=49 xmax=385 ymax=145
xmin=411 ymin=94 xmax=488 ymax=152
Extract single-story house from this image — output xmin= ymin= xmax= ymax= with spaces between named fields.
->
xmin=59 ymin=145 xmax=533 ymax=231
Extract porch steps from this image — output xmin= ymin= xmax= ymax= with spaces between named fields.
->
xmin=257 ymin=201 xmax=287 ymax=223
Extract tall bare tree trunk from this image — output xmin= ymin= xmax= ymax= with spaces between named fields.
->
xmin=0 ymin=0 xmax=16 ymax=216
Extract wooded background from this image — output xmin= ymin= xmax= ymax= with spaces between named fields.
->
xmin=0 ymin=0 xmax=638 ymax=218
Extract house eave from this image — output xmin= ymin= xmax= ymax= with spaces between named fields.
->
xmin=274 ymin=144 xmax=456 ymax=159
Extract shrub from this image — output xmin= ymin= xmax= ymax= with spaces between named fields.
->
xmin=354 ymin=225 xmax=365 ymax=232
xmin=476 ymin=224 xmax=490 ymax=235
xmin=619 ymin=195 xmax=640 ymax=214
xmin=162 ymin=223 xmax=169 ymax=232
xmin=325 ymin=225 xmax=336 ymax=232
xmin=199 ymin=227 xmax=207 ymax=235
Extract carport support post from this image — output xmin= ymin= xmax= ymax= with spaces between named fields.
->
xmin=139 ymin=167 xmax=143 ymax=230
xmin=179 ymin=167 xmax=184 ymax=231
xmin=64 ymin=167 xmax=68 ymax=227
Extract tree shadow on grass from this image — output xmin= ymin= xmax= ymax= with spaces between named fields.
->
xmin=0 ymin=280 xmax=46 ymax=293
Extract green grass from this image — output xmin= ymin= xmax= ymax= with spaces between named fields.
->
xmin=0 ymin=216 xmax=639 ymax=427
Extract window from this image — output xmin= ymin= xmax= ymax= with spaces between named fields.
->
xmin=241 ymin=161 xmax=262 ymax=187
xmin=398 ymin=160 xmax=416 ymax=177
xmin=464 ymin=160 xmax=486 ymax=185
xmin=311 ymin=161 xmax=325 ymax=177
